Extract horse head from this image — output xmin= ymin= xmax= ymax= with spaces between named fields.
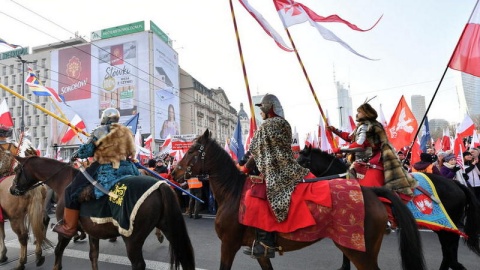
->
xmin=297 ymin=147 xmax=348 ymax=177
xmin=172 ymin=129 xmax=212 ymax=184
xmin=10 ymin=156 xmax=39 ymax=196
xmin=297 ymin=145 xmax=313 ymax=169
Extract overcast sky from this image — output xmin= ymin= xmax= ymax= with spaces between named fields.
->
xmin=0 ymin=0 xmax=477 ymax=140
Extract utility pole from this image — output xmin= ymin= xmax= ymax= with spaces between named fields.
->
xmin=16 ymin=56 xmax=34 ymax=133
xmin=338 ymin=106 xmax=344 ymax=127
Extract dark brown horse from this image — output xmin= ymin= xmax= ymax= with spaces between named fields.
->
xmin=297 ymin=146 xmax=480 ymax=270
xmin=0 ymin=175 xmax=52 ymax=270
xmin=172 ymin=129 xmax=425 ymax=270
xmin=10 ymin=156 xmax=195 ymax=270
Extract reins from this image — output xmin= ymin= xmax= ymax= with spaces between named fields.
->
xmin=15 ymin=157 xmax=71 ymax=192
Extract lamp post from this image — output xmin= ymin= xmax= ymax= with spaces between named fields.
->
xmin=16 ymin=56 xmax=34 ymax=133
xmin=338 ymin=106 xmax=344 ymax=127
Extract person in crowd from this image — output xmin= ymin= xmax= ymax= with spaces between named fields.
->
xmin=147 ymin=159 xmax=156 ymax=170
xmin=426 ymin=147 xmax=438 ymax=162
xmin=463 ymin=151 xmax=480 ymax=200
xmin=160 ymin=104 xmax=180 ymax=139
xmin=440 ymin=154 xmax=461 ymax=180
xmin=243 ymin=93 xmax=315 ymax=259
xmin=397 ymin=151 xmax=410 ymax=171
xmin=185 ymin=177 xmax=203 ymax=219
xmin=53 ymin=108 xmax=139 ymax=238
xmin=154 ymin=159 xmax=168 ymax=174
xmin=327 ymin=101 xmax=416 ymax=197
xmin=0 ymin=125 xmax=17 ymax=177
xmin=411 ymin=152 xmax=442 ymax=175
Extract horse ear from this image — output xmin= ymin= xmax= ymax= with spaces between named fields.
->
xmin=203 ymin=129 xmax=210 ymax=139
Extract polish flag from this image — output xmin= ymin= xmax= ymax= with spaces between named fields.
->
xmin=36 ymin=141 xmax=42 ymax=156
xmin=410 ymin=138 xmax=422 ymax=165
xmin=434 ymin=137 xmax=443 ymax=153
xmin=244 ymin=117 xmax=256 ymax=152
xmin=60 ymin=114 xmax=86 ymax=143
xmin=312 ymin=130 xmax=319 ymax=149
xmin=442 ymin=128 xmax=451 ymax=151
xmin=449 ymin=3 xmax=480 ymax=77
xmin=348 ymin=115 xmax=356 ymax=133
xmin=273 ymin=0 xmax=381 ymax=60
xmin=471 ymin=129 xmax=480 ymax=149
xmin=378 ymin=104 xmax=388 ymax=127
xmin=0 ymin=99 xmax=13 ymax=127
xmin=319 ymin=116 xmax=333 ymax=152
xmin=291 ymin=127 xmax=300 ymax=158
xmin=144 ymin=135 xmax=153 ymax=158
xmin=456 ymin=114 xmax=475 ymax=139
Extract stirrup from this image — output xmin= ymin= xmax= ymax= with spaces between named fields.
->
xmin=243 ymin=240 xmax=276 ymax=259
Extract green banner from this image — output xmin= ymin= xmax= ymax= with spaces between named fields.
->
xmin=91 ymin=21 xmax=145 ymax=41
xmin=0 ymin=47 xmax=29 ymax=60
xmin=150 ymin=21 xmax=172 ymax=46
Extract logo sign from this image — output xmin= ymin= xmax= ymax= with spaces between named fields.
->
xmin=150 ymin=21 xmax=172 ymax=46
xmin=171 ymin=134 xmax=197 ymax=150
xmin=0 ymin=47 xmax=29 ymax=60
xmin=90 ymin=21 xmax=145 ymax=41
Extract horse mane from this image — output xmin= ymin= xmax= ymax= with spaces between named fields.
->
xmin=305 ymin=148 xmax=348 ymax=175
xmin=198 ymin=133 xmax=246 ymax=201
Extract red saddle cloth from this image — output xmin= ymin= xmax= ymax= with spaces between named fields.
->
xmin=239 ymin=177 xmax=366 ymax=252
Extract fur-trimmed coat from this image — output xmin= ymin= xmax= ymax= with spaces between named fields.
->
xmin=365 ymin=120 xmax=416 ymax=196
xmin=250 ymin=116 xmax=310 ymax=222
xmin=93 ymin=123 xmax=136 ymax=169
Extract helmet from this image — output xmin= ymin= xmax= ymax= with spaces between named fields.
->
xmin=255 ymin=94 xmax=284 ymax=118
xmin=100 ymin=108 xmax=120 ymax=125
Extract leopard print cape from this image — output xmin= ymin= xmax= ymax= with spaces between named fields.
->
xmin=250 ymin=116 xmax=310 ymax=222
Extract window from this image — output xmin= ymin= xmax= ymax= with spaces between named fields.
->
xmin=33 ymin=61 xmax=38 ymax=70
xmin=35 ymin=115 xmax=39 ymax=125
xmin=12 ymin=96 xmax=16 ymax=106
xmin=1 ymin=66 xmax=6 ymax=76
xmin=41 ymin=59 xmax=46 ymax=68
xmin=9 ymin=65 xmax=14 ymax=75
xmin=41 ymin=126 xmax=45 ymax=137
xmin=11 ymin=75 xmax=15 ymax=84
xmin=16 ymin=107 xmax=21 ymax=115
xmin=44 ymin=69 xmax=49 ymax=79
xmin=43 ymin=115 xmax=48 ymax=125
xmin=33 ymin=127 xmax=37 ymax=137
xmin=3 ymin=76 xmax=8 ymax=85
xmin=17 ymin=63 xmax=22 ymax=72
xmin=27 ymin=116 xmax=31 ymax=126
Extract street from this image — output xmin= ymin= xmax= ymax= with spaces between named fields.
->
xmin=1 ymin=214 xmax=479 ymax=270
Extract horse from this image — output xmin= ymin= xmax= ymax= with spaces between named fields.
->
xmin=9 ymin=156 xmax=195 ymax=270
xmin=297 ymin=146 xmax=480 ymax=270
xmin=171 ymin=129 xmax=425 ymax=270
xmin=0 ymin=175 xmax=52 ymax=270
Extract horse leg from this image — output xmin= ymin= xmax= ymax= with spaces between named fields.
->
xmin=256 ymin=257 xmax=273 ymax=270
xmin=437 ymin=231 xmax=466 ymax=270
xmin=155 ymin=228 xmax=164 ymax=243
xmin=338 ymin=255 xmax=351 ymax=270
xmin=88 ymin=236 xmax=100 ymax=270
xmin=0 ymin=222 xmax=7 ymax=263
xmin=124 ymin=236 xmax=147 ymax=270
xmin=219 ymin=241 xmax=241 ymax=270
xmin=10 ymin=219 xmax=29 ymax=270
xmin=53 ymin=235 xmax=72 ymax=270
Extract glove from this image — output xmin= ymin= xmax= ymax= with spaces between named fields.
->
xmin=453 ymin=166 xmax=461 ymax=172
xmin=70 ymin=154 xmax=79 ymax=162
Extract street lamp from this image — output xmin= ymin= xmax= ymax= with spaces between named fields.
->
xmin=16 ymin=56 xmax=34 ymax=133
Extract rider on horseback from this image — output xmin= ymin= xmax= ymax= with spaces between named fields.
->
xmin=0 ymin=125 xmax=17 ymax=178
xmin=327 ymin=101 xmax=417 ymax=227
xmin=243 ymin=94 xmax=315 ymax=258
xmin=53 ymin=108 xmax=140 ymax=238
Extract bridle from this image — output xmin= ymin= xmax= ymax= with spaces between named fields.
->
xmin=175 ymin=143 xmax=209 ymax=182
xmin=12 ymin=157 xmax=70 ymax=195
xmin=300 ymin=151 xmax=337 ymax=177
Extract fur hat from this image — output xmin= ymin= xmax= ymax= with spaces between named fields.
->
xmin=357 ymin=103 xmax=378 ymax=120
xmin=420 ymin=153 xmax=433 ymax=163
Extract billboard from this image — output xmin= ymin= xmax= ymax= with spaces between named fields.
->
xmin=50 ymin=31 xmax=153 ymax=145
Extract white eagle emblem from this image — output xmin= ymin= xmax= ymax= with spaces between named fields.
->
xmin=389 ymin=108 xmax=414 ymax=138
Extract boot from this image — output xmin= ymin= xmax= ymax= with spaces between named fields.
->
xmin=53 ymin=208 xmax=79 ymax=238
xmin=243 ymin=229 xmax=276 ymax=258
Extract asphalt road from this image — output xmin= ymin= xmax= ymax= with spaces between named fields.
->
xmin=1 ymin=214 xmax=479 ymax=270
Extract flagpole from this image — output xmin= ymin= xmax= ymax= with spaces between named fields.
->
xmin=0 ymin=83 xmax=90 ymax=137
xmin=229 ymin=0 xmax=257 ymax=132
xmin=284 ymin=28 xmax=337 ymax=147
xmin=407 ymin=0 xmax=479 ymax=157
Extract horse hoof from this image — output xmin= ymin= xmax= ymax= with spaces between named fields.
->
xmin=14 ymin=265 xmax=25 ymax=270
xmin=36 ymin=256 xmax=45 ymax=266
xmin=0 ymin=256 xmax=7 ymax=263
xmin=157 ymin=234 xmax=164 ymax=243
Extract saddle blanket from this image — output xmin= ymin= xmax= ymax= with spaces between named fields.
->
xmin=80 ymin=176 xmax=166 ymax=237
xmin=239 ymin=178 xmax=366 ymax=252
xmin=408 ymin=172 xmax=466 ymax=237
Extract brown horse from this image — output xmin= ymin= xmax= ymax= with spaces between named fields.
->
xmin=10 ymin=156 xmax=195 ymax=270
xmin=171 ymin=129 xmax=426 ymax=270
xmin=297 ymin=146 xmax=480 ymax=270
xmin=0 ymin=175 xmax=52 ymax=270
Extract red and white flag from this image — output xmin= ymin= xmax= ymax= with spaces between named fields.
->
xmin=244 ymin=117 xmax=256 ymax=152
xmin=60 ymin=114 xmax=86 ymax=143
xmin=0 ymin=99 xmax=13 ymax=127
xmin=449 ymin=2 xmax=480 ymax=77
xmin=386 ymin=96 xmax=418 ymax=151
xmin=434 ymin=137 xmax=443 ymax=153
xmin=273 ymin=0 xmax=380 ymax=60
xmin=304 ymin=132 xmax=312 ymax=148
xmin=312 ymin=130 xmax=319 ymax=149
xmin=378 ymin=104 xmax=388 ymax=127
xmin=347 ymin=115 xmax=356 ymax=133
xmin=36 ymin=141 xmax=42 ymax=156
xmin=442 ymin=128 xmax=451 ymax=151
xmin=319 ymin=115 xmax=333 ymax=152
xmin=238 ymin=0 xmax=293 ymax=52
xmin=144 ymin=135 xmax=153 ymax=158
xmin=410 ymin=138 xmax=422 ymax=165
xmin=291 ymin=126 xmax=300 ymax=158
xmin=471 ymin=129 xmax=480 ymax=149
xmin=456 ymin=114 xmax=475 ymax=139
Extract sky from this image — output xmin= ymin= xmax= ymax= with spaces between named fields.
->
xmin=0 ymin=0 xmax=477 ymax=142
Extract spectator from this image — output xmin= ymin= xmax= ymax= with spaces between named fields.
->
xmin=411 ymin=153 xmax=441 ymax=175
xmin=463 ymin=151 xmax=480 ymax=200
xmin=440 ymin=154 xmax=461 ymax=180
xmin=185 ymin=177 xmax=203 ymax=219
xmin=154 ymin=159 xmax=168 ymax=174
xmin=397 ymin=151 xmax=410 ymax=171
xmin=147 ymin=159 xmax=156 ymax=170
xmin=426 ymin=147 xmax=438 ymax=162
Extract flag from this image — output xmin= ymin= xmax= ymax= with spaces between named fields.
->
xmin=244 ymin=117 xmax=256 ymax=152
xmin=304 ymin=132 xmax=312 ymax=148
xmin=348 ymin=115 xmax=356 ymax=133
xmin=434 ymin=137 xmax=442 ymax=153
xmin=0 ymin=99 xmax=14 ymax=127
xmin=442 ymin=128 xmax=451 ymax=151
xmin=273 ymin=0 xmax=380 ymax=60
xmin=419 ymin=116 xmax=431 ymax=153
xmin=123 ymin=113 xmax=139 ymax=135
xmin=25 ymin=67 xmax=63 ymax=102
xmin=229 ymin=117 xmax=245 ymax=161
xmin=378 ymin=104 xmax=388 ymax=127
xmin=456 ymin=114 xmax=475 ymax=139
xmin=224 ymin=139 xmax=236 ymax=159
xmin=0 ymin=37 xmax=20 ymax=48
xmin=454 ymin=134 xmax=466 ymax=170
xmin=291 ymin=127 xmax=300 ymax=158
xmin=60 ymin=114 xmax=86 ymax=143
xmin=144 ymin=135 xmax=153 ymax=158
xmin=312 ymin=130 xmax=319 ymax=148
xmin=44 ymin=144 xmax=51 ymax=158
xmin=238 ymin=0 xmax=293 ymax=51
xmin=319 ymin=115 xmax=333 ymax=152
xmin=386 ymin=96 xmax=418 ymax=151
xmin=36 ymin=141 xmax=42 ymax=156
xmin=134 ymin=129 xmax=150 ymax=158
xmin=471 ymin=129 xmax=480 ymax=149
xmin=160 ymin=134 xmax=172 ymax=155
xmin=448 ymin=2 xmax=480 ymax=77
xmin=410 ymin=138 xmax=422 ymax=165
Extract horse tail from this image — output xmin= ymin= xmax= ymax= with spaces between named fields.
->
xmin=371 ymin=187 xmax=426 ymax=270
xmin=454 ymin=181 xmax=480 ymax=255
xmin=158 ymin=184 xmax=195 ymax=270
xmin=27 ymin=186 xmax=54 ymax=249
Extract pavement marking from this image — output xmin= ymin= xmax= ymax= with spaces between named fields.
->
xmin=5 ymin=241 xmax=208 ymax=270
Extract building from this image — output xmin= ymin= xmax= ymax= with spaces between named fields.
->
xmin=0 ymin=22 xmax=239 ymax=158
xmin=335 ymin=81 xmax=353 ymax=129
xmin=411 ymin=95 xmax=426 ymax=125
xmin=459 ymin=73 xmax=480 ymax=118
xmin=237 ymin=103 xmax=249 ymax=144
